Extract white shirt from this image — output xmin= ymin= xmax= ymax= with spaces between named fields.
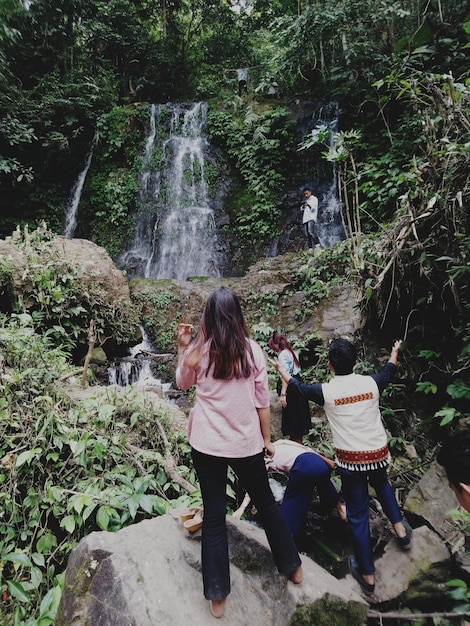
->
xmin=237 ymin=68 xmax=248 ymax=81
xmin=301 ymin=194 xmax=318 ymax=224
xmin=265 ymin=440 xmax=317 ymax=473
xmin=278 ymin=348 xmax=301 ymax=377
xmin=321 ymin=374 xmax=387 ymax=454
xmin=268 ymin=81 xmax=278 ymax=95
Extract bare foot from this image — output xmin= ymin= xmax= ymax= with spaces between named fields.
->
xmin=210 ymin=599 xmax=226 ymax=618
xmin=289 ymin=565 xmax=303 ymax=584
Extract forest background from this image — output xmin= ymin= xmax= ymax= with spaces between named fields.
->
xmin=0 ymin=0 xmax=469 ymax=624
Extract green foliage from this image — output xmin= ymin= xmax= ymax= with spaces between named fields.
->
xmin=0 ymin=312 xmax=196 ymax=625
xmin=445 ymin=579 xmax=470 ymax=612
xmin=289 ymin=243 xmax=352 ymax=323
xmin=131 ymin=287 xmax=182 ymax=353
xmin=208 ymin=104 xmax=297 ymax=248
xmin=2 ymin=224 xmax=140 ymax=353
xmin=84 ymin=105 xmax=151 ymax=256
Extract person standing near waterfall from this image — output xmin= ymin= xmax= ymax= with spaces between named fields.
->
xmin=176 ymin=286 xmax=302 ymax=619
xmin=300 ymin=186 xmax=321 ymax=252
xmin=223 ymin=62 xmax=260 ymax=96
xmin=268 ymin=332 xmax=311 ymax=444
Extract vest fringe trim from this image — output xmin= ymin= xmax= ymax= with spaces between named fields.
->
xmin=335 ymin=455 xmax=390 ymax=472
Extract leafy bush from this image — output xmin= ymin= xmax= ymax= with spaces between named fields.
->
xmin=0 ymin=312 xmax=198 ymax=625
xmin=3 ymin=224 xmax=141 ymax=355
xmin=208 ymin=104 xmax=297 ymax=249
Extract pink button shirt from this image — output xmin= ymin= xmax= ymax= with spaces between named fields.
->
xmin=176 ymin=338 xmax=270 ymax=458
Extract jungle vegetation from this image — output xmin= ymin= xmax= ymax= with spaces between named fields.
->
xmin=0 ymin=0 xmax=469 ymax=623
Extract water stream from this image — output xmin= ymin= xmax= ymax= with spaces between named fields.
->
xmin=118 ymin=102 xmax=221 ymax=280
xmin=108 ymin=326 xmax=171 ymax=392
xmin=63 ymin=147 xmax=93 ymax=238
xmin=311 ymin=102 xmax=345 ymax=248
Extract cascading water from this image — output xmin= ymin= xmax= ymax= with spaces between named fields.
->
xmin=310 ymin=102 xmax=345 ymax=248
xmin=108 ymin=326 xmax=171 ymax=392
xmin=119 ymin=102 xmax=221 ymax=280
xmin=63 ymin=147 xmax=93 ymax=238
xmin=266 ymin=101 xmax=345 ymax=257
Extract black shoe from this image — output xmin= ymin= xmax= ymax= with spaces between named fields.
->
xmin=348 ymin=555 xmax=375 ymax=594
xmin=397 ymin=519 xmax=413 ymax=550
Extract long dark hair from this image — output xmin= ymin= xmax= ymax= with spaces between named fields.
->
xmin=186 ymin=286 xmax=254 ymax=380
xmin=268 ymin=332 xmax=300 ymax=368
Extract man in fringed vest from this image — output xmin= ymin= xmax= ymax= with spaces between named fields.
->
xmin=272 ymin=338 xmax=412 ymax=594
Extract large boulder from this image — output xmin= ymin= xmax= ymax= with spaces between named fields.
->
xmin=0 ymin=230 xmax=131 ymax=307
xmin=366 ymin=525 xmax=451 ymax=603
xmin=56 ymin=510 xmax=369 ymax=626
xmin=404 ymin=461 xmax=458 ymax=540
xmin=404 ymin=461 xmax=470 ymax=577
xmin=0 ymin=228 xmax=141 ymax=359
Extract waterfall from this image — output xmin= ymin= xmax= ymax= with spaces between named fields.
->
xmin=119 ymin=102 xmax=221 ymax=280
xmin=63 ymin=147 xmax=93 ymax=238
xmin=108 ymin=326 xmax=171 ymax=392
xmin=313 ymin=104 xmax=345 ymax=248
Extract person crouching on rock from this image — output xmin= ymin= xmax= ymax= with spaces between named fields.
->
xmin=233 ymin=439 xmax=346 ymax=546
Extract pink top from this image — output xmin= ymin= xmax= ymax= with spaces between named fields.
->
xmin=176 ymin=338 xmax=270 ymax=458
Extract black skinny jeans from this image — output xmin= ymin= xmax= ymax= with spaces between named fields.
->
xmin=191 ymin=447 xmax=301 ymax=600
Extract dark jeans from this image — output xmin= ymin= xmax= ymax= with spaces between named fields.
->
xmin=191 ymin=447 xmax=301 ymax=600
xmin=338 ymin=467 xmax=402 ymax=575
xmin=303 ymin=220 xmax=320 ymax=249
xmin=238 ymin=79 xmax=247 ymax=96
xmin=281 ymin=452 xmax=338 ymax=538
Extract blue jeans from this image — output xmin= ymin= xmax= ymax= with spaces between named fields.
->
xmin=191 ymin=448 xmax=301 ymax=601
xmin=338 ymin=467 xmax=402 ymax=575
xmin=281 ymin=452 xmax=339 ymax=538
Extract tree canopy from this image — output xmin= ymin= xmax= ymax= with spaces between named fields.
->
xmin=0 ymin=2 xmax=469 ymax=624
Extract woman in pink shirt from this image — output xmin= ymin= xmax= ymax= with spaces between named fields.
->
xmin=176 ymin=286 xmax=302 ymax=619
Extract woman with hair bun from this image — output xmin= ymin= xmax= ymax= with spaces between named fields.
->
xmin=268 ymin=332 xmax=311 ymax=444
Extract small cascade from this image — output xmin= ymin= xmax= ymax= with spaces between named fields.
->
xmin=267 ymin=101 xmax=345 ymax=256
xmin=308 ymin=102 xmax=345 ymax=248
xmin=119 ymin=102 xmax=221 ymax=280
xmin=108 ymin=327 xmax=171 ymax=394
xmin=63 ymin=147 xmax=93 ymax=238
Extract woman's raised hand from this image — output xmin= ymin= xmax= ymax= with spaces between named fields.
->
xmin=177 ymin=323 xmax=194 ymax=349
xmin=268 ymin=356 xmax=280 ymax=372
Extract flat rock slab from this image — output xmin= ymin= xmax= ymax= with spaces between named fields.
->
xmin=347 ymin=525 xmax=451 ymax=603
xmin=56 ymin=510 xmax=368 ymax=626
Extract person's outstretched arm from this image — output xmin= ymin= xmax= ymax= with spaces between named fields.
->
xmin=232 ymin=493 xmax=251 ymax=519
xmin=269 ymin=357 xmax=324 ymax=404
xmin=269 ymin=356 xmax=292 ymax=385
xmin=257 ymin=406 xmax=275 ymax=457
xmin=371 ymin=339 xmax=403 ymax=393
xmin=388 ymin=340 xmax=402 ymax=366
